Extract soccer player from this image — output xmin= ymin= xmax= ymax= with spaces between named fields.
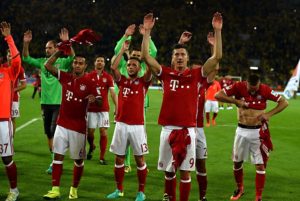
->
xmin=42 ymin=51 xmax=101 ymax=200
xmin=113 ymin=24 xmax=157 ymax=173
xmin=106 ymin=39 xmax=152 ymax=201
xmin=31 ymin=70 xmax=41 ymax=99
xmin=86 ymin=55 xmax=117 ymax=164
xmin=22 ymin=28 xmax=74 ymax=174
xmin=3 ymin=49 xmax=27 ymax=137
xmin=0 ymin=21 xmax=21 ymax=201
xmin=215 ymin=74 xmax=288 ymax=201
xmin=205 ymin=79 xmax=221 ymax=127
xmin=141 ymin=12 xmax=222 ymax=201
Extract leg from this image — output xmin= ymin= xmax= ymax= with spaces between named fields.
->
xmin=11 ymin=117 xmax=16 ymax=137
xmin=196 ymin=159 xmax=207 ymax=201
xmin=205 ymin=112 xmax=210 ymax=127
xmin=212 ymin=112 xmax=218 ymax=126
xmin=134 ymin=155 xmax=147 ymax=201
xmin=107 ymin=155 xmax=125 ymax=199
xmin=2 ymin=156 xmax=19 ymax=198
xmin=179 ymin=170 xmax=191 ymax=201
xmin=230 ymin=161 xmax=244 ymax=200
xmin=87 ymin=128 xmax=96 ymax=160
xmin=255 ymin=164 xmax=266 ymax=201
xmin=164 ymin=171 xmax=176 ymax=201
xmin=99 ymin=127 xmax=108 ymax=163
xmin=43 ymin=153 xmax=64 ymax=199
xmin=69 ymin=159 xmax=84 ymax=199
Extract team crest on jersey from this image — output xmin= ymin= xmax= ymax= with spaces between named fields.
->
xmin=0 ymin=73 xmax=3 ymax=78
xmin=80 ymin=84 xmax=87 ymax=91
xmin=134 ymin=80 xmax=139 ymax=85
xmin=257 ymin=95 xmax=262 ymax=100
xmin=67 ymin=82 xmax=72 ymax=86
xmin=103 ymin=78 xmax=107 ymax=82
xmin=225 ymin=85 xmax=232 ymax=90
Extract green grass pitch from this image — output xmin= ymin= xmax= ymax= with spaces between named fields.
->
xmin=0 ymin=86 xmax=299 ymax=201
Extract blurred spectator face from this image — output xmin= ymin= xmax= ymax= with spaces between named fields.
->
xmin=130 ymin=50 xmax=141 ymax=60
xmin=171 ymin=48 xmax=189 ymax=72
xmin=45 ymin=41 xmax=57 ymax=57
xmin=94 ymin=57 xmax=105 ymax=71
xmin=72 ymin=56 xmax=87 ymax=75
xmin=126 ymin=58 xmax=140 ymax=77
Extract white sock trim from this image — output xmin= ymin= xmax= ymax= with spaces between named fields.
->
xmin=196 ymin=171 xmax=207 ymax=176
xmin=74 ymin=161 xmax=84 ymax=167
xmin=180 ymin=178 xmax=191 ymax=183
xmin=115 ymin=164 xmax=125 ymax=168
xmin=233 ymin=165 xmax=243 ymax=171
xmin=165 ymin=175 xmax=176 ymax=180
xmin=5 ymin=161 xmax=14 ymax=167
xmin=256 ymin=170 xmax=266 ymax=174
xmin=53 ymin=160 xmax=63 ymax=165
xmin=137 ymin=164 xmax=147 ymax=170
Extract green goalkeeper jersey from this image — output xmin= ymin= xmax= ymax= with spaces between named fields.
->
xmin=23 ymin=55 xmax=74 ymax=104
xmin=114 ymin=35 xmax=157 ymax=77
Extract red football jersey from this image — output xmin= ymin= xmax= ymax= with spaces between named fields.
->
xmin=13 ymin=67 xmax=26 ymax=102
xmin=87 ymin=70 xmax=114 ymax=112
xmin=57 ymin=71 xmax=101 ymax=134
xmin=219 ymin=77 xmax=234 ymax=89
xmin=115 ymin=75 xmax=151 ymax=125
xmin=157 ymin=66 xmax=206 ymax=127
xmin=223 ymin=81 xmax=281 ymax=110
xmin=196 ymin=79 xmax=210 ymax=127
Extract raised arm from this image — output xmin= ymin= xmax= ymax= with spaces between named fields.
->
xmin=59 ymin=27 xmax=75 ymax=57
xmin=178 ymin=31 xmax=192 ymax=45
xmin=114 ymin=24 xmax=135 ymax=55
xmin=22 ymin=30 xmax=32 ymax=58
xmin=206 ymin=32 xmax=220 ymax=82
xmin=44 ymin=51 xmax=62 ymax=77
xmin=141 ymin=13 xmax=161 ymax=75
xmin=202 ymin=12 xmax=223 ymax=77
xmin=111 ymin=40 xmax=130 ymax=81
xmin=1 ymin=21 xmax=21 ymax=77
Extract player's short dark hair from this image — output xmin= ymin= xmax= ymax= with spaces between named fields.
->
xmin=74 ymin=54 xmax=87 ymax=63
xmin=247 ymin=74 xmax=260 ymax=86
xmin=172 ymin=44 xmax=189 ymax=56
xmin=95 ymin=55 xmax=106 ymax=61
xmin=128 ymin=56 xmax=141 ymax=65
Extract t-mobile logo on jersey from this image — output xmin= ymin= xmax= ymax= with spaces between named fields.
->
xmin=66 ymin=90 xmax=74 ymax=101
xmin=170 ymin=79 xmax=179 ymax=91
xmin=122 ymin=88 xmax=131 ymax=97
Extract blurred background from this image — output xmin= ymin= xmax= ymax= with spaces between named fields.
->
xmin=1 ymin=0 xmax=299 ymax=88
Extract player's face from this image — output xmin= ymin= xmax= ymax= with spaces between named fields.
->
xmin=94 ymin=57 xmax=105 ymax=71
xmin=72 ymin=57 xmax=87 ymax=76
xmin=247 ymin=82 xmax=260 ymax=95
xmin=171 ymin=48 xmax=189 ymax=72
xmin=45 ymin=41 xmax=57 ymax=57
xmin=127 ymin=59 xmax=140 ymax=78
xmin=130 ymin=50 xmax=142 ymax=60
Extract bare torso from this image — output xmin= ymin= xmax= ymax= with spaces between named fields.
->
xmin=238 ymin=108 xmax=264 ymax=126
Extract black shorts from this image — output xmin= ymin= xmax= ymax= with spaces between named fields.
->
xmin=41 ymin=104 xmax=60 ymax=139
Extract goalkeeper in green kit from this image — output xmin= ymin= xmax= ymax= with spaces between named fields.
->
xmin=113 ymin=24 xmax=157 ymax=173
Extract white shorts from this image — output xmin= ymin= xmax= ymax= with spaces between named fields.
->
xmin=87 ymin=112 xmax=110 ymax=128
xmin=53 ymin=125 xmax=87 ymax=160
xmin=11 ymin=102 xmax=20 ymax=118
xmin=195 ymin=127 xmax=207 ymax=159
xmin=158 ymin=126 xmax=196 ymax=172
xmin=110 ymin=122 xmax=148 ymax=156
xmin=232 ymin=127 xmax=263 ymax=164
xmin=0 ymin=120 xmax=14 ymax=157
xmin=205 ymin=100 xmax=219 ymax=113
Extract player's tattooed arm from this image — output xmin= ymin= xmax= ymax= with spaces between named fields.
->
xmin=44 ymin=51 xmax=62 ymax=77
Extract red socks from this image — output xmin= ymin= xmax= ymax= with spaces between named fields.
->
xmin=5 ymin=161 xmax=17 ymax=189
xmin=196 ymin=172 xmax=207 ymax=199
xmin=73 ymin=162 xmax=84 ymax=188
xmin=233 ymin=167 xmax=244 ymax=190
xmin=180 ymin=178 xmax=191 ymax=201
xmin=137 ymin=164 xmax=147 ymax=192
xmin=114 ymin=164 xmax=125 ymax=192
xmin=256 ymin=170 xmax=266 ymax=198
xmin=165 ymin=175 xmax=176 ymax=201
xmin=52 ymin=161 xmax=63 ymax=186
